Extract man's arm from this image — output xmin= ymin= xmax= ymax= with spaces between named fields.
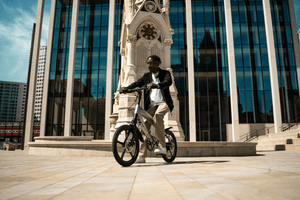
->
xmin=120 ymin=73 xmax=147 ymax=92
xmin=127 ymin=73 xmax=147 ymax=89
xmin=158 ymin=70 xmax=172 ymax=89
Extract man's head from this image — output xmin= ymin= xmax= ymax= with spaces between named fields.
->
xmin=147 ymin=55 xmax=161 ymax=73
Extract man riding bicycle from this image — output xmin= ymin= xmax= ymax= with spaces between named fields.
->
xmin=120 ymin=55 xmax=174 ymax=163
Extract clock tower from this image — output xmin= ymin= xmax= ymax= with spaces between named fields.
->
xmin=110 ymin=0 xmax=185 ymax=141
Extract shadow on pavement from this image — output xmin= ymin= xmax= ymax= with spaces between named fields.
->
xmin=132 ymin=160 xmax=229 ymax=167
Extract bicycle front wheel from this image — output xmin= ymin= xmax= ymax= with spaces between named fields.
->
xmin=112 ymin=125 xmax=139 ymax=167
xmin=162 ymin=130 xmax=177 ymax=163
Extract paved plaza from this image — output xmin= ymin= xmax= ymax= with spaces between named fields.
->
xmin=0 ymin=150 xmax=299 ymax=200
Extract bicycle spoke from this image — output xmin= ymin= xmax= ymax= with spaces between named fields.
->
xmin=169 ymin=149 xmax=173 ymax=158
xmin=129 ymin=151 xmax=134 ymax=158
xmin=121 ymin=148 xmax=126 ymax=159
xmin=123 ymin=131 xmax=131 ymax=144
xmin=117 ymin=140 xmax=125 ymax=146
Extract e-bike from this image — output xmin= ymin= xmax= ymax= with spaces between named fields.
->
xmin=112 ymin=86 xmax=177 ymax=167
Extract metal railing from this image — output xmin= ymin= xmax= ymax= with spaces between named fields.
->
xmin=237 ymin=117 xmax=300 ymax=142
xmin=280 ymin=117 xmax=300 ymax=132
xmin=237 ymin=126 xmax=272 ymax=142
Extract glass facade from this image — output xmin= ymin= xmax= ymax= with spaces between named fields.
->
xmin=43 ymin=0 xmax=300 ymax=141
xmin=231 ymin=0 xmax=274 ymax=124
xmin=270 ymin=0 xmax=299 ymax=123
xmin=192 ymin=0 xmax=230 ymax=141
xmin=46 ymin=0 xmax=73 ymax=136
xmin=46 ymin=0 xmax=122 ymax=138
xmin=169 ymin=0 xmax=189 ymax=140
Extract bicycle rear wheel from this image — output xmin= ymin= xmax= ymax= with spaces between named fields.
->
xmin=162 ymin=130 xmax=177 ymax=163
xmin=112 ymin=125 xmax=139 ymax=167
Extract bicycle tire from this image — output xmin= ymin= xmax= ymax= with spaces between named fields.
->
xmin=162 ymin=130 xmax=177 ymax=163
xmin=112 ymin=125 xmax=139 ymax=167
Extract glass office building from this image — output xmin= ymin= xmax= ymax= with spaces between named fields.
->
xmin=29 ymin=0 xmax=300 ymax=142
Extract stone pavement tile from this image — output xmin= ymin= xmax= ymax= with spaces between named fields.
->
xmin=54 ymin=190 xmax=130 ymax=200
xmin=263 ymin=187 xmax=300 ymax=200
xmin=0 ymin=184 xmax=46 ymax=200
xmin=22 ymin=180 xmax=57 ymax=186
xmin=134 ymin=177 xmax=167 ymax=186
xmin=171 ymin=181 xmax=207 ymax=190
xmin=97 ymin=167 xmax=138 ymax=177
xmin=0 ymin=176 xmax=37 ymax=184
xmin=264 ymin=171 xmax=295 ymax=178
xmin=236 ymin=175 xmax=300 ymax=199
xmin=13 ymin=195 xmax=55 ymax=200
xmin=192 ymin=175 xmax=251 ymax=190
xmin=215 ymin=188 xmax=288 ymax=200
xmin=208 ymin=168 xmax=272 ymax=181
xmin=84 ymin=176 xmax=135 ymax=191
xmin=165 ymin=174 xmax=194 ymax=182
xmin=129 ymin=182 xmax=183 ymax=200
xmin=27 ymin=185 xmax=70 ymax=196
xmin=237 ymin=175 xmax=300 ymax=189
xmin=178 ymin=189 xmax=225 ymax=200
xmin=52 ymin=183 xmax=130 ymax=200
xmin=133 ymin=166 xmax=164 ymax=178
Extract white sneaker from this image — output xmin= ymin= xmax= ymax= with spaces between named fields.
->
xmin=154 ymin=147 xmax=166 ymax=155
xmin=135 ymin=156 xmax=146 ymax=163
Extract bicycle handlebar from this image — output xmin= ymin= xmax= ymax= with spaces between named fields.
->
xmin=119 ymin=86 xmax=147 ymax=94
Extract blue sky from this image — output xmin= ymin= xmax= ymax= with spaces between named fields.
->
xmin=0 ymin=0 xmax=300 ymax=83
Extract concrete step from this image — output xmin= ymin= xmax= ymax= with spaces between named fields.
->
xmin=256 ymin=140 xmax=286 ymax=146
xmin=256 ymin=144 xmax=286 ymax=151
xmin=285 ymin=144 xmax=300 ymax=151
xmin=286 ymin=138 xmax=300 ymax=144
xmin=256 ymin=145 xmax=275 ymax=151
xmin=256 ymin=133 xmax=299 ymax=141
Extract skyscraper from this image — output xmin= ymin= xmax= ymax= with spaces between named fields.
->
xmin=34 ymin=46 xmax=47 ymax=121
xmin=0 ymin=81 xmax=27 ymax=122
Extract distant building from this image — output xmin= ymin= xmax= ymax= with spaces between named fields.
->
xmin=0 ymin=81 xmax=26 ymax=122
xmin=34 ymin=46 xmax=47 ymax=121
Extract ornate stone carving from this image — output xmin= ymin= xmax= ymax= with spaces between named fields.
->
xmin=163 ymin=0 xmax=169 ymax=12
xmin=164 ymin=39 xmax=173 ymax=46
xmin=120 ymin=48 xmax=125 ymax=56
xmin=139 ymin=23 xmax=159 ymax=40
xmin=126 ymin=34 xmax=137 ymax=43
xmin=145 ymin=1 xmax=157 ymax=13
xmin=170 ymin=29 xmax=174 ymax=34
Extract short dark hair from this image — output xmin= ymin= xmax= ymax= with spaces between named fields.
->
xmin=147 ymin=55 xmax=161 ymax=64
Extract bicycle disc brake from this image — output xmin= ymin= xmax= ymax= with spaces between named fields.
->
xmin=146 ymin=136 xmax=158 ymax=151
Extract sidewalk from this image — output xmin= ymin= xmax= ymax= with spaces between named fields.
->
xmin=0 ymin=150 xmax=299 ymax=200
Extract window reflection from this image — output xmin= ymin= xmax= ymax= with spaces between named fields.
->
xmin=47 ymin=0 xmax=112 ymax=139
xmin=271 ymin=0 xmax=300 ymax=123
xmin=170 ymin=0 xmax=189 ymax=140
xmin=232 ymin=0 xmax=273 ymax=124
xmin=193 ymin=0 xmax=229 ymax=141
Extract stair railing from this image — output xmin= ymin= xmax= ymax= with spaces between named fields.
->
xmin=237 ymin=117 xmax=300 ymax=142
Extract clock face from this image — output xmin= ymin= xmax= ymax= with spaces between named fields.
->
xmin=204 ymin=57 xmax=211 ymax=65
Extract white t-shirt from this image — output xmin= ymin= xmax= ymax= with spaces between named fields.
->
xmin=149 ymin=72 xmax=166 ymax=107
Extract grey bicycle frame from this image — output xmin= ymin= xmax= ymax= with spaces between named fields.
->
xmin=133 ymin=103 xmax=155 ymax=143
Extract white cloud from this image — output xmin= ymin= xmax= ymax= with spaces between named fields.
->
xmin=0 ymin=0 xmax=50 ymax=83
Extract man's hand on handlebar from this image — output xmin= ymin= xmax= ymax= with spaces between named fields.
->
xmin=146 ymin=83 xmax=159 ymax=90
xmin=119 ymin=87 xmax=128 ymax=93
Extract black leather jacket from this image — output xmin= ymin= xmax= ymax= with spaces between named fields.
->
xmin=126 ymin=68 xmax=174 ymax=112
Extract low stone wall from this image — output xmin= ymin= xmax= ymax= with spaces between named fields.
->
xmin=29 ymin=137 xmax=257 ymax=157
